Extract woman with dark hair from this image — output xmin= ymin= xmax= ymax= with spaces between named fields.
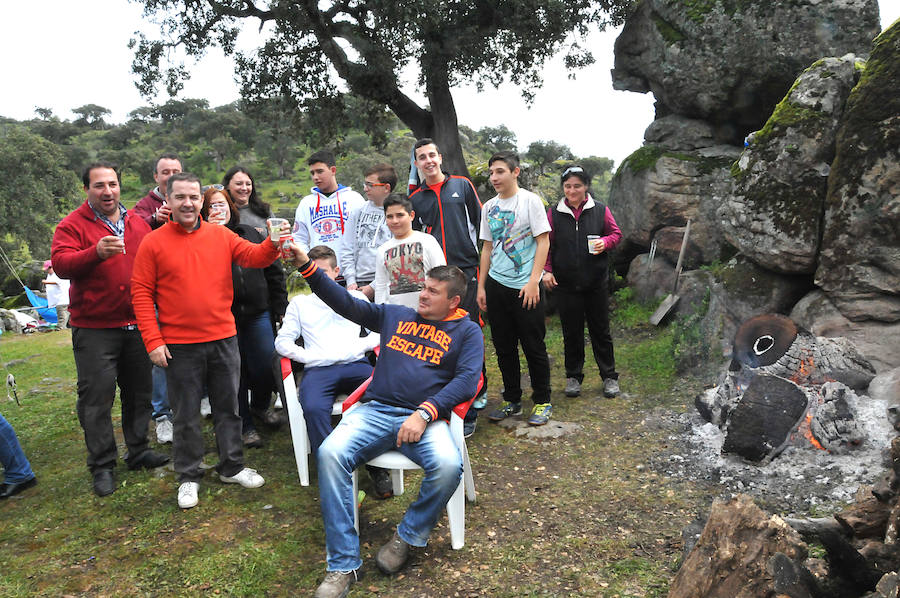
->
xmin=202 ymin=187 xmax=288 ymax=447
xmin=542 ymin=165 xmax=623 ymax=400
xmin=222 ymin=166 xmax=271 ymax=238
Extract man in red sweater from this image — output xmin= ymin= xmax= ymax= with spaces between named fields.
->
xmin=132 ymin=172 xmax=286 ymax=509
xmin=51 ymin=162 xmax=170 ymax=497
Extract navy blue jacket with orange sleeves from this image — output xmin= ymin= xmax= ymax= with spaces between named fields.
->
xmin=298 ymin=259 xmax=483 ymax=421
xmin=409 ymin=173 xmax=481 ymax=272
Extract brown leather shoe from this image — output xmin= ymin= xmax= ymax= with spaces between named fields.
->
xmin=313 ymin=569 xmax=358 ymax=598
xmin=375 ymin=531 xmax=410 ymax=574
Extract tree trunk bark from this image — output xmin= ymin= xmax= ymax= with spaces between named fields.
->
xmin=422 ymin=60 xmax=468 ymax=178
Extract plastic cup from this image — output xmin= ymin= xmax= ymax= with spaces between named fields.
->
xmin=587 ymin=235 xmax=601 ymax=255
xmin=266 ymin=218 xmax=289 ymax=242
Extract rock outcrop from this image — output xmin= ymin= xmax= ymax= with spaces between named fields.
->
xmin=816 ymin=23 xmax=900 ymax=323
xmin=721 ymin=55 xmax=863 ymax=274
xmin=612 ymin=0 xmax=881 ymax=138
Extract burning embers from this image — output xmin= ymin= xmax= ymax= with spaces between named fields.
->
xmin=696 ymin=314 xmax=876 ymax=463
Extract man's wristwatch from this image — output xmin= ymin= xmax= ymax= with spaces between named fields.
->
xmin=416 ymin=408 xmax=432 ymax=423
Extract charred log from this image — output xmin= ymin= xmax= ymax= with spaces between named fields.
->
xmin=723 ymin=374 xmax=808 ymax=462
xmin=818 ymin=528 xmax=882 ymax=592
xmin=811 ymin=383 xmax=865 ymax=453
xmin=873 ymin=471 xmax=899 ymax=503
xmin=784 ymin=517 xmax=847 ymax=542
xmin=733 ymin=313 xmax=798 ymax=368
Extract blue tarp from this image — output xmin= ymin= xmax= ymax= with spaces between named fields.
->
xmin=23 ymin=287 xmax=58 ymax=324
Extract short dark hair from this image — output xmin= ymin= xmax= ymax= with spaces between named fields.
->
xmin=414 ymin=138 xmax=440 ymax=156
xmin=488 ymin=151 xmax=520 ymax=171
xmin=82 ymin=161 xmax=120 ymax=187
xmin=560 ymin=165 xmax=590 ymax=187
xmin=427 ymin=265 xmax=467 ymax=302
xmin=383 ymin=194 xmax=413 ymax=215
xmin=308 ymin=245 xmax=338 ymax=269
xmin=307 ymin=150 xmax=336 ymax=167
xmin=166 ymin=172 xmax=201 ymax=197
xmin=154 ymin=153 xmax=182 ymax=173
xmin=364 ymin=163 xmax=398 ymax=192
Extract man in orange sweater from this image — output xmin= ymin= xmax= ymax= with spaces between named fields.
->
xmin=132 ymin=172 xmax=286 ymax=509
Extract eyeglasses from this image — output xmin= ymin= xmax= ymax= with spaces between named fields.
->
xmin=363 ymin=181 xmax=389 ymax=189
xmin=200 ymin=184 xmax=225 ymax=192
xmin=562 ymin=166 xmax=584 ymax=176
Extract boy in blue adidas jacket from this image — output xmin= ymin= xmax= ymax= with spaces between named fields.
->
xmin=285 ymin=242 xmax=483 ymax=597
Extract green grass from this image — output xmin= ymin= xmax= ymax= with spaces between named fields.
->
xmin=1 ymin=292 xmax=713 ymax=596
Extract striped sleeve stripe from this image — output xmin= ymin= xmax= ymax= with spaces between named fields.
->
xmin=299 ymin=261 xmax=318 ymax=278
xmin=419 ymin=401 xmax=439 ymax=421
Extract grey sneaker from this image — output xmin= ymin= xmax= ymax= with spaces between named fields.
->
xmin=376 ymin=531 xmax=410 ymax=574
xmin=603 ymin=378 xmax=620 ymax=397
xmin=252 ymin=407 xmax=284 ymax=428
xmin=487 ymin=401 xmax=522 ymax=422
xmin=155 ymin=417 xmax=173 ymax=444
xmin=242 ymin=429 xmax=264 ymax=448
xmin=314 ymin=569 xmax=358 ymax=598
xmin=564 ymin=377 xmax=581 ymax=397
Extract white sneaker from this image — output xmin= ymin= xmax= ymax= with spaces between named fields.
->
xmin=200 ymin=397 xmax=212 ymax=418
xmin=219 ymin=467 xmax=265 ymax=488
xmin=178 ymin=482 xmax=199 ymax=509
xmin=156 ymin=417 xmax=173 ymax=444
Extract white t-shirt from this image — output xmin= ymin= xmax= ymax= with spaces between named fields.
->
xmin=44 ymin=273 xmax=70 ymax=307
xmin=373 ymin=231 xmax=446 ymax=309
xmin=479 ymin=189 xmax=551 ymax=289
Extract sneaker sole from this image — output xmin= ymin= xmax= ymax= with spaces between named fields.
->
xmin=219 ymin=475 xmax=265 ymax=488
xmin=564 ymin=391 xmax=581 ymax=397
xmin=179 ymin=497 xmax=198 ymax=509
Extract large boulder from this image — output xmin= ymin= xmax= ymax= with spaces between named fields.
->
xmin=696 ymin=257 xmax=813 ymax=361
xmin=612 ymin=0 xmax=881 ymax=141
xmin=721 ymin=55 xmax=863 ymax=274
xmin=790 ymin=289 xmax=900 ymax=373
xmin=608 ymin=146 xmax=738 ymax=264
xmin=816 ymin=22 xmax=900 ymax=323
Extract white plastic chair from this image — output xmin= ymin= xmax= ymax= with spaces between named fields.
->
xmin=277 ymin=356 xmax=346 ymax=486
xmin=345 ymin=374 xmax=482 ymax=550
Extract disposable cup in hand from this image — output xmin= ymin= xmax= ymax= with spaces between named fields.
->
xmin=267 ymin=218 xmax=289 ymax=243
xmin=587 ymin=235 xmax=601 ymax=255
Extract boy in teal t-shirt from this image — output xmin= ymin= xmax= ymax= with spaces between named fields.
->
xmin=476 ymin=151 xmax=553 ymax=426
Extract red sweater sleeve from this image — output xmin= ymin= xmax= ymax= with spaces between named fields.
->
xmin=229 ymin=232 xmax=280 ymax=268
xmin=131 ymin=239 xmax=164 ymax=353
xmin=51 ymin=218 xmax=104 ymax=280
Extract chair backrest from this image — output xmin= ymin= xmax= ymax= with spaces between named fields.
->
xmin=342 ymin=371 xmax=484 ymax=421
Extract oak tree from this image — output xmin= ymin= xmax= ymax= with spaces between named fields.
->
xmin=130 ymin=0 xmax=631 ymax=176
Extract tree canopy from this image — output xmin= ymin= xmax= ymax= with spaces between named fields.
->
xmin=0 ymin=126 xmax=81 ymax=258
xmin=131 ymin=0 xmax=632 ymax=176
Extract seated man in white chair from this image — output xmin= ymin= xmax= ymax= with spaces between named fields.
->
xmin=285 ymin=243 xmax=483 ymax=598
xmin=273 ymin=245 xmax=391 ymax=497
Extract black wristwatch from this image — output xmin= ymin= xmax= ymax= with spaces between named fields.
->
xmin=416 ymin=408 xmax=432 ymax=423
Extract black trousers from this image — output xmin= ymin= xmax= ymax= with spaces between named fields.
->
xmin=72 ymin=327 xmax=152 ymax=472
xmin=555 ymin=283 xmax=618 ymax=383
xmin=484 ymin=275 xmax=551 ymax=405
xmin=166 ymin=337 xmax=244 ymax=482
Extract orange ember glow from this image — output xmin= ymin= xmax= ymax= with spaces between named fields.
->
xmin=791 ymin=357 xmax=815 ymax=384
xmin=801 ymin=412 xmax=826 ymax=451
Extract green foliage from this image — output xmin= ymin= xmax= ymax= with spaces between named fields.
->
xmin=131 ymin=0 xmax=633 ymax=176
xmin=618 ymin=144 xmax=665 ymax=175
xmin=0 ymin=125 xmax=81 ymax=258
xmin=611 ymin=286 xmax=656 ymax=328
xmin=653 ymin=15 xmax=686 ymax=43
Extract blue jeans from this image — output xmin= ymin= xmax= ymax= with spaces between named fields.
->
xmin=236 ymin=311 xmax=276 ymax=432
xmin=151 ymin=365 xmax=172 ymax=420
xmin=300 ymin=360 xmax=373 ymax=456
xmin=0 ymin=411 xmax=35 ymax=483
xmin=317 ymin=401 xmax=462 ymax=571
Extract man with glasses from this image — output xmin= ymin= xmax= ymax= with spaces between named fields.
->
xmin=339 ymin=164 xmax=396 ymax=300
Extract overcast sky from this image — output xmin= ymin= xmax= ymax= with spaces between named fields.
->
xmin=1 ymin=1 xmax=896 ymax=166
